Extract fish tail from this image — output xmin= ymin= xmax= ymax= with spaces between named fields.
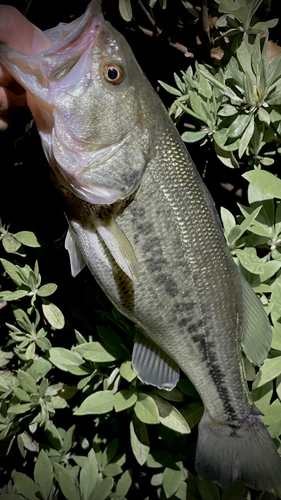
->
xmin=195 ymin=410 xmax=281 ymax=492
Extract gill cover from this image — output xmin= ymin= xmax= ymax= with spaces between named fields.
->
xmin=0 ymin=0 xmax=148 ymax=205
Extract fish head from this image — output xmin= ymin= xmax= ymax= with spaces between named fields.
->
xmin=0 ymin=1 xmax=156 ymax=204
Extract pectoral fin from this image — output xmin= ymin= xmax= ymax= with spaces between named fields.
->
xmin=95 ymin=218 xmax=139 ymax=283
xmin=65 ymin=228 xmax=86 ymax=277
xmin=132 ymin=333 xmax=180 ymax=391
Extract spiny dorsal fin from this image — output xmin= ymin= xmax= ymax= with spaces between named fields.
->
xmin=132 ymin=333 xmax=180 ymax=391
xmin=65 ymin=228 xmax=86 ymax=277
xmin=94 ymin=218 xmax=139 ymax=283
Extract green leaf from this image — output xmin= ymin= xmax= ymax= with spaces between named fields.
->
xmin=130 ymin=420 xmax=150 ymax=466
xmin=12 ymin=387 xmax=30 ymax=402
xmin=36 ymin=337 xmax=52 ymax=350
xmin=74 ymin=390 xmax=114 ymax=415
xmin=102 ymin=438 xmax=118 ymax=467
xmin=218 ymin=104 xmax=237 ymax=117
xmin=13 ymin=472 xmax=39 ymax=500
xmin=181 ymin=0 xmax=200 ymax=18
xmin=17 ymin=370 xmax=37 ymax=394
xmin=97 ymin=325 xmax=130 ymax=357
xmin=114 ymin=389 xmax=137 ymax=412
xmin=80 ymin=449 xmax=98 ymax=500
xmin=174 ymin=73 xmax=186 ymax=94
xmin=152 ymin=395 xmax=190 ymax=434
xmin=75 ymin=342 xmax=116 ymax=362
xmin=0 ymin=289 xmax=29 ymax=301
xmin=49 ymin=347 xmax=90 ymax=376
xmin=260 ymin=401 xmax=281 ymax=438
xmin=134 ymin=393 xmax=159 ymax=424
xmin=42 ymin=300 xmax=65 ymax=329
xmin=252 ymin=356 xmax=281 ymax=389
xmin=214 ymin=144 xmax=239 ymax=169
xmin=53 ymin=463 xmax=80 ymax=500
xmin=228 ymin=113 xmax=252 ymax=139
xmin=45 ymin=423 xmax=63 ymax=451
xmin=238 ymin=115 xmax=254 ymax=158
xmin=14 ymin=231 xmax=40 ymax=247
xmin=2 ymin=234 xmax=22 ymax=253
xmin=240 ymin=205 xmax=263 ymax=230
xmin=198 ymin=75 xmax=212 ymax=98
xmin=118 ymin=0 xmax=132 ymax=21
xmin=180 ymin=401 xmax=204 ymax=428
xmin=49 ymin=396 xmax=68 ymax=409
xmin=0 ymin=349 xmax=13 ymax=368
xmin=89 ymin=477 xmax=114 ymax=500
xmin=34 ymin=450 xmax=53 ymax=500
xmin=258 ymin=107 xmax=270 ymax=126
xmin=236 ymin=249 xmax=265 ymax=275
xmin=26 ymin=357 xmax=52 ymax=382
xmin=222 ymin=479 xmax=248 ymax=499
xmin=181 ymin=130 xmax=207 ymax=143
xmin=26 ymin=342 xmax=36 ymax=360
xmin=221 ymin=207 xmax=236 ymax=236
xmin=158 ymin=81 xmax=182 ymax=96
xmin=243 ymin=171 xmax=281 ymax=199
xmin=189 ymin=91 xmax=206 ymax=121
xmin=260 ymin=261 xmax=281 ymax=282
xmin=271 ymin=288 xmax=281 ymax=328
xmin=197 ymin=65 xmax=242 ymax=102
xmin=37 ymin=283 xmax=57 ymax=297
xmin=115 ymin=470 xmax=132 ymax=497
xmin=103 ymin=463 xmax=123 ymax=477
xmin=252 ymin=380 xmax=274 ymax=414
xmin=120 ymin=361 xmax=137 ymax=382
xmin=248 ymin=183 xmax=272 ymax=204
xmin=162 ymin=465 xmax=183 ymax=498
xmin=272 ymin=324 xmax=281 ymax=351
xmin=198 ymin=478 xmax=221 ymax=500
xmin=0 ymin=495 xmax=25 ymax=500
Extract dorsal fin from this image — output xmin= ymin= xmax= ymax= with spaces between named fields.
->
xmin=239 ymin=275 xmax=272 ymax=366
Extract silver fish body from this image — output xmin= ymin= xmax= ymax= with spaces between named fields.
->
xmin=1 ymin=1 xmax=280 ymax=491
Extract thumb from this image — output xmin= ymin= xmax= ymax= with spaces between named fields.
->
xmin=0 ymin=5 xmax=52 ymax=55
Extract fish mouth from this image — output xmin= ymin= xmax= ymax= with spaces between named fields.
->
xmin=40 ymin=1 xmax=103 ymax=83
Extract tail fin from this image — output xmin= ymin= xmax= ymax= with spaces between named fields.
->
xmin=195 ymin=411 xmax=281 ymax=492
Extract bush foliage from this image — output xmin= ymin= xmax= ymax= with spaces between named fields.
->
xmin=0 ymin=0 xmax=281 ymax=499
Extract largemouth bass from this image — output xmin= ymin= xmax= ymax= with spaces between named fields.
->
xmin=1 ymin=0 xmax=281 ymax=491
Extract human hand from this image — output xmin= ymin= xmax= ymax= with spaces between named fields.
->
xmin=0 ymin=5 xmax=52 ymax=131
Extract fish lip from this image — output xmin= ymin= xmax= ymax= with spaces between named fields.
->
xmin=42 ymin=1 xmax=103 ymax=56
xmin=35 ymin=2 xmax=103 ymax=84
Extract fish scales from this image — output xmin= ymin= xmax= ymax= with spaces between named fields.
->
xmin=1 ymin=0 xmax=281 ymax=491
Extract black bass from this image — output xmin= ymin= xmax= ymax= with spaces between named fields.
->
xmin=1 ymin=0 xmax=280 ymax=491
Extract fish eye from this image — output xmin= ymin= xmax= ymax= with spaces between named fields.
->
xmin=104 ymin=63 xmax=124 ymax=85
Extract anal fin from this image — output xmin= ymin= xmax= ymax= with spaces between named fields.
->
xmin=132 ymin=334 xmax=180 ymax=391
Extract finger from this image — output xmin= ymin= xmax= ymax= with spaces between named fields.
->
xmin=0 ymin=116 xmax=11 ymax=132
xmin=0 ymin=62 xmax=14 ymax=86
xmin=0 ymin=86 xmax=27 ymax=115
xmin=0 ymin=62 xmax=28 ymax=94
xmin=0 ymin=5 xmax=52 ymax=55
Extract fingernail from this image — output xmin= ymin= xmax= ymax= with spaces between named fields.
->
xmin=32 ymin=26 xmax=53 ymax=54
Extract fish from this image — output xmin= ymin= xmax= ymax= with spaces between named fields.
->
xmin=1 ymin=0 xmax=281 ymax=492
